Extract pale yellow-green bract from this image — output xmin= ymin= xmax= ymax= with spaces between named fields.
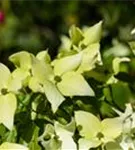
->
xmin=7 ymin=21 xmax=103 ymax=114
xmin=0 ymin=63 xmax=20 ymax=130
xmin=75 ymin=111 xmax=122 ymax=150
xmin=82 ymin=21 xmax=102 ymax=46
xmin=53 ymin=52 xmax=82 ymax=76
xmin=57 ymin=71 xmax=94 ymax=96
xmin=69 ymin=25 xmax=84 ymax=46
xmin=0 ymin=93 xmax=16 ymax=130
xmin=29 ymin=52 xmax=95 ymax=112
xmin=76 ymin=43 xmax=102 ymax=73
xmin=54 ymin=120 xmax=76 ymax=150
xmin=9 ymin=51 xmax=32 ymax=70
xmin=0 ymin=142 xmax=29 ymax=150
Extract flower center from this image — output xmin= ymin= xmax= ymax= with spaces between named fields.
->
xmin=1 ymin=88 xmax=8 ymax=95
xmin=96 ymin=132 xmax=104 ymax=140
xmin=54 ymin=76 xmax=62 ymax=83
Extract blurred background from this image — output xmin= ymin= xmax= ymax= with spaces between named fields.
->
xmin=0 ymin=0 xmax=135 ymax=65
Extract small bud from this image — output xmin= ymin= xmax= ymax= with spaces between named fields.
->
xmin=0 ymin=11 xmax=5 ymax=23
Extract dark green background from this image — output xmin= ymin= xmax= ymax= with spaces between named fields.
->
xmin=0 ymin=0 xmax=135 ymax=64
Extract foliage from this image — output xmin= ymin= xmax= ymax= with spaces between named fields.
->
xmin=1 ymin=21 xmax=135 ymax=150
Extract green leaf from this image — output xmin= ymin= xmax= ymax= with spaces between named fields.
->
xmin=105 ymin=142 xmax=122 ymax=150
xmin=0 ymin=93 xmax=17 ymax=130
xmin=82 ymin=21 xmax=102 ymax=45
xmin=111 ymin=83 xmax=132 ymax=109
xmin=77 ymin=43 xmax=102 ymax=73
xmin=0 ymin=142 xmax=29 ymax=150
xmin=9 ymin=51 xmax=32 ymax=70
xmin=69 ymin=25 xmax=84 ymax=46
xmin=103 ymin=43 xmax=131 ymax=58
xmin=29 ymin=126 xmax=41 ymax=150
xmin=112 ymin=57 xmax=130 ymax=75
xmin=4 ymin=127 xmax=17 ymax=143
xmin=53 ymin=52 xmax=82 ymax=76
xmin=57 ymin=71 xmax=95 ymax=96
xmin=43 ymin=80 xmax=65 ymax=113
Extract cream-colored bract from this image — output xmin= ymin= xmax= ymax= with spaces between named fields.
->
xmin=57 ymin=71 xmax=95 ymax=96
xmin=53 ymin=52 xmax=82 ymax=76
xmin=75 ymin=111 xmax=122 ymax=149
xmin=54 ymin=120 xmax=76 ymax=150
xmin=0 ymin=142 xmax=29 ymax=150
xmin=0 ymin=93 xmax=17 ymax=130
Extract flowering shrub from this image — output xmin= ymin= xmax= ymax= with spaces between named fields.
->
xmin=0 ymin=21 xmax=135 ymax=150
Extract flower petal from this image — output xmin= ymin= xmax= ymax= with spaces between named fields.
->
xmin=43 ymin=80 xmax=65 ymax=112
xmin=0 ymin=93 xmax=17 ymax=130
xmin=75 ymin=111 xmax=101 ymax=139
xmin=82 ymin=21 xmax=102 ymax=45
xmin=57 ymin=71 xmax=94 ymax=96
xmin=53 ymin=52 xmax=82 ymax=76
xmin=9 ymin=51 xmax=32 ymax=70
xmin=77 ymin=43 xmax=102 ymax=73
xmin=0 ymin=142 xmax=28 ymax=150
xmin=0 ymin=63 xmax=10 ymax=90
xmin=102 ymin=117 xmax=122 ymax=140
xmin=78 ymin=138 xmax=101 ymax=150
xmin=54 ymin=121 xmax=76 ymax=150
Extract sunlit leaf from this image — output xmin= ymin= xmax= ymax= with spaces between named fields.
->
xmin=0 ymin=93 xmax=17 ymax=130
xmin=57 ymin=71 xmax=95 ymax=96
